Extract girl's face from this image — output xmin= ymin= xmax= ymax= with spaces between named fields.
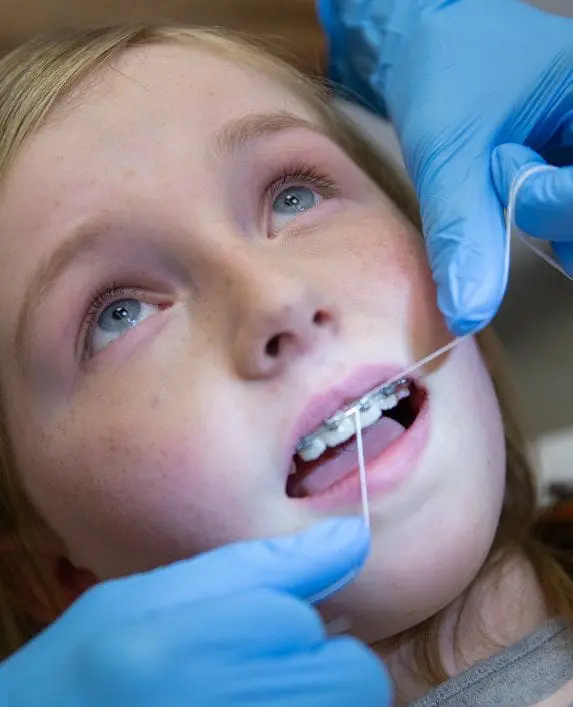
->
xmin=0 ymin=44 xmax=506 ymax=638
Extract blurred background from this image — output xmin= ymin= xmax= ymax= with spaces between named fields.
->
xmin=0 ymin=0 xmax=572 ymax=504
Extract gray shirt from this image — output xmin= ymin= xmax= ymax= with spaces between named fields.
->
xmin=412 ymin=620 xmax=573 ymax=706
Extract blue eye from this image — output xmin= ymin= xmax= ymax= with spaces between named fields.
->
xmin=271 ymin=186 xmax=322 ymax=230
xmin=89 ymin=297 xmax=159 ymax=355
xmin=99 ymin=299 xmax=142 ymax=332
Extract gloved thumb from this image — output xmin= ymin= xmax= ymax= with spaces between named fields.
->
xmin=492 ymin=143 xmax=573 ymax=274
xmin=492 ymin=143 xmax=573 ymax=241
xmin=107 ymin=517 xmax=370 ymax=617
xmin=418 ymin=153 xmax=509 ymax=336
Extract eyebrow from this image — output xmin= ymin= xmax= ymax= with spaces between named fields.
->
xmin=14 ymin=110 xmax=328 ymax=366
xmin=214 ymin=110 xmax=328 ymax=156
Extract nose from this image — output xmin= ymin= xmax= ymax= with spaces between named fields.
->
xmin=226 ymin=255 xmax=339 ymax=379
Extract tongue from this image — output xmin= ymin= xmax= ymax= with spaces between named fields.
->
xmin=292 ymin=417 xmax=405 ymax=497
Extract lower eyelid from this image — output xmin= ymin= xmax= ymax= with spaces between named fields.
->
xmin=81 ymin=295 xmax=171 ymax=360
xmin=267 ymin=198 xmax=337 ymax=240
xmin=83 ymin=303 xmax=170 ymax=364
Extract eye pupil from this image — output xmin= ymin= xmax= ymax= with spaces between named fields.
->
xmin=99 ymin=299 xmax=142 ymax=333
xmin=273 ymin=187 xmax=317 ymax=218
xmin=112 ymin=306 xmax=132 ymax=322
xmin=285 ymin=194 xmax=301 ymax=208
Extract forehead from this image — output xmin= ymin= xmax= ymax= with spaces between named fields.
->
xmin=0 ymin=42 xmax=317 ymax=218
xmin=52 ymin=42 xmax=315 ymax=141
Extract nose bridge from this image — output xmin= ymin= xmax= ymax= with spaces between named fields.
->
xmin=231 ymin=245 xmax=310 ymax=317
xmin=217 ymin=243 xmax=338 ymax=379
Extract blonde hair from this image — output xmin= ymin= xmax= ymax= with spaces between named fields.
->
xmin=0 ymin=24 xmax=570 ymax=684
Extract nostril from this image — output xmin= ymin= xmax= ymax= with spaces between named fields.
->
xmin=265 ymin=309 xmax=330 ymax=358
xmin=265 ymin=335 xmax=281 ymax=358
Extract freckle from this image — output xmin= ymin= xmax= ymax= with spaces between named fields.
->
xmin=150 ymin=395 xmax=161 ymax=410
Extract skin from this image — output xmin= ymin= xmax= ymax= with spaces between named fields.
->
xmin=0 ymin=44 xmax=545 ymax=699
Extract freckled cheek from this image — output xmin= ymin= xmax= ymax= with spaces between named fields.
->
xmin=330 ymin=212 xmax=447 ymax=350
xmin=23 ymin=418 xmax=256 ymax=560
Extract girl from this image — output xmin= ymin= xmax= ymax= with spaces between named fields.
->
xmin=0 ymin=24 xmax=571 ymax=705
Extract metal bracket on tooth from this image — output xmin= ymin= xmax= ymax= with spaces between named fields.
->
xmin=294 ymin=378 xmax=409 ymax=454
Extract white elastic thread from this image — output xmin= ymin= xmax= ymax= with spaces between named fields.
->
xmin=309 ymin=413 xmax=368 ymax=608
xmin=379 ymin=334 xmax=471 ymax=393
xmin=317 ymin=166 xmax=569 ymax=617
xmin=320 ymin=413 xmax=367 ymax=634
xmin=312 ymin=334 xmax=469 ymax=609
xmin=309 ymin=567 xmax=359 ymax=605
xmin=354 ymin=409 xmax=370 ymax=531
xmin=507 ymin=164 xmax=573 ymax=280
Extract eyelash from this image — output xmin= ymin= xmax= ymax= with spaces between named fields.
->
xmin=81 ymin=164 xmax=339 ymax=356
xmin=265 ymin=162 xmax=339 ymax=207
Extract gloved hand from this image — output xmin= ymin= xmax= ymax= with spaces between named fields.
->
xmin=318 ymin=0 xmax=573 ymax=334
xmin=0 ymin=518 xmax=391 ymax=707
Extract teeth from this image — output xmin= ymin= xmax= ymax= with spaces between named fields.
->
xmin=396 ymin=387 xmax=410 ymax=401
xmin=296 ymin=435 xmax=327 ymax=462
xmin=358 ymin=400 xmax=382 ymax=428
xmin=322 ymin=416 xmax=355 ymax=448
xmin=294 ymin=381 xmax=412 ymax=462
xmin=378 ymin=393 xmax=397 ymax=411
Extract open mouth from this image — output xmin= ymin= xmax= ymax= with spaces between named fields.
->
xmin=286 ymin=378 xmax=426 ymax=499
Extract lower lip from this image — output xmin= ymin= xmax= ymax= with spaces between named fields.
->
xmin=291 ymin=399 xmax=430 ymax=511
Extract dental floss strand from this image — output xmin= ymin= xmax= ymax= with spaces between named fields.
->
xmin=387 ymin=164 xmax=572 ymax=404
xmin=312 ymin=166 xmax=572 ymax=609
xmin=309 ymin=422 xmax=367 ymax=618
xmin=354 ymin=409 xmax=370 ymax=530
xmin=312 ymin=337 xmax=469 ymax=609
xmin=320 ymin=415 xmax=367 ymax=637
xmin=380 ymin=335 xmax=471 ymax=393
xmin=507 ymin=164 xmax=573 ymax=280
xmin=320 ymin=164 xmax=571 ymax=626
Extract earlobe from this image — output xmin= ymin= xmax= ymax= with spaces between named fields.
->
xmin=55 ymin=556 xmax=99 ymax=607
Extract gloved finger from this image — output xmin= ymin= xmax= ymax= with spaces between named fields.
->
xmin=419 ymin=155 xmax=508 ymax=336
xmin=92 ymin=517 xmax=369 ymax=618
xmin=211 ymin=636 xmax=391 ymax=706
xmin=272 ymin=636 xmax=392 ymax=705
xmin=491 ymin=143 xmax=573 ymax=242
xmin=90 ymin=591 xmax=328 ymax=676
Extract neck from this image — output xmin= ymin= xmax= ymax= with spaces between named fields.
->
xmin=374 ymin=551 xmax=549 ymax=705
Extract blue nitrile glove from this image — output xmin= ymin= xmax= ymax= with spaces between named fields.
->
xmin=0 ymin=518 xmax=391 ymax=707
xmin=318 ymin=0 xmax=573 ymax=334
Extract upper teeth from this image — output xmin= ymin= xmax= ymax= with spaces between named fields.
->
xmin=295 ymin=380 xmax=410 ymax=463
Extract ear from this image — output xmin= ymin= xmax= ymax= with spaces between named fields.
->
xmin=0 ymin=525 xmax=99 ymax=624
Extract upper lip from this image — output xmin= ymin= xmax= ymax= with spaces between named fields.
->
xmin=285 ymin=364 xmax=419 ymax=465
